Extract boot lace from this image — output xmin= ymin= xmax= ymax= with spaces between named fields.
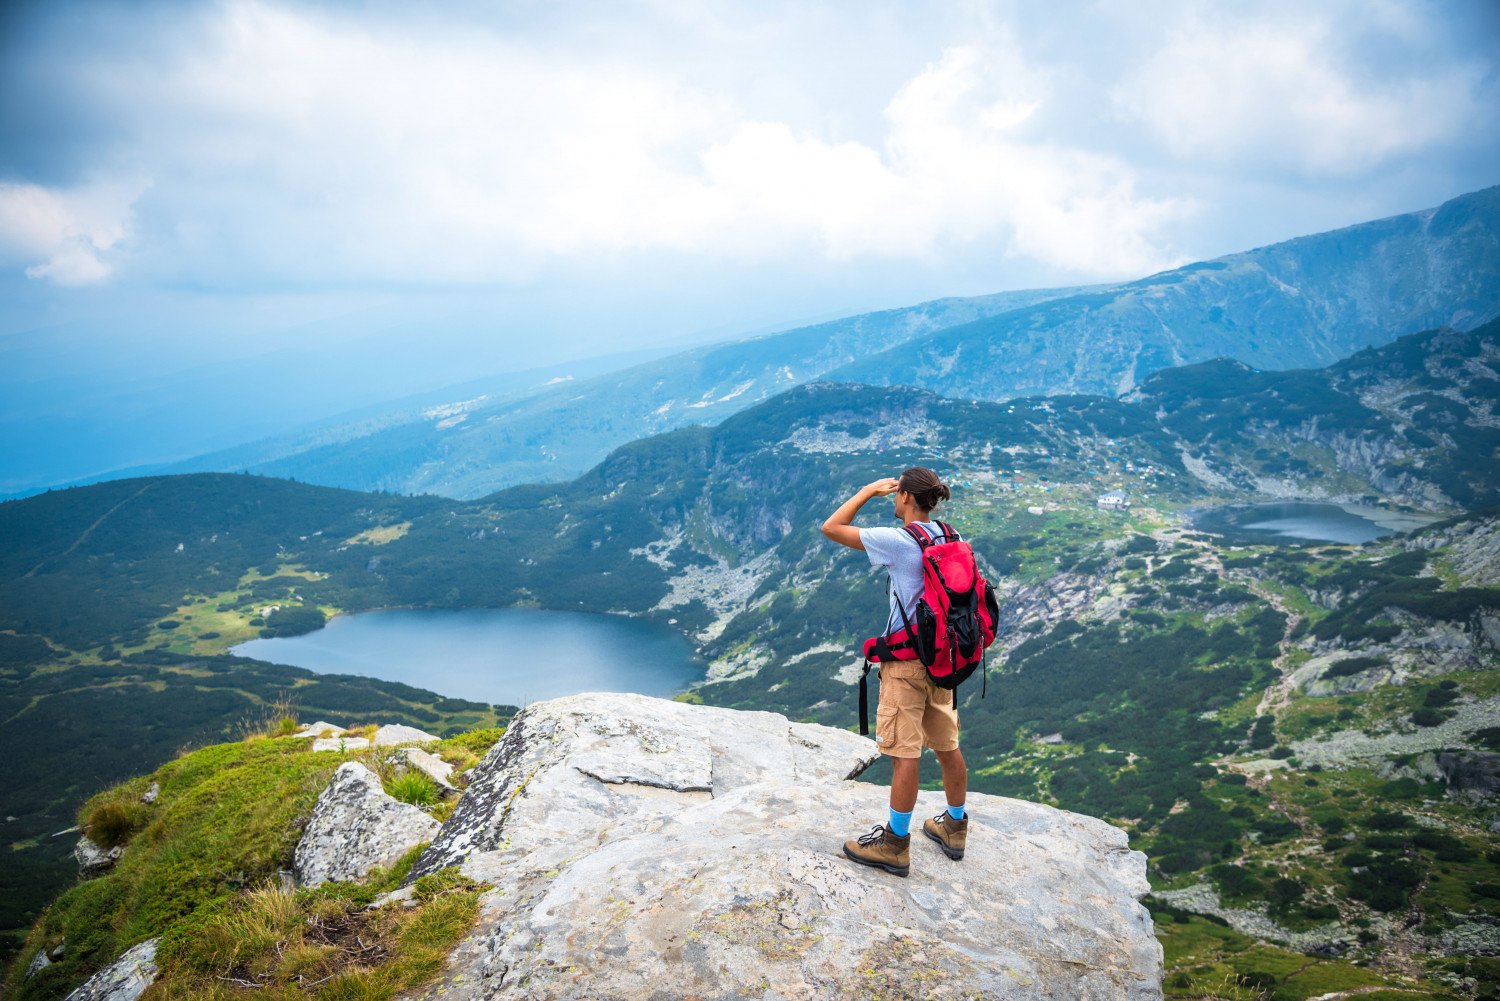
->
xmin=856 ymin=824 xmax=889 ymax=846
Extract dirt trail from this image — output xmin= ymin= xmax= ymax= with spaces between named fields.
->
xmin=1250 ymin=583 xmax=1305 ymax=719
xmin=23 ymin=483 xmax=156 ymax=579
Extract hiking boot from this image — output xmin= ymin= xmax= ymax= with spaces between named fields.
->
xmin=922 ymin=811 xmax=968 ymax=860
xmin=842 ymin=824 xmax=910 ymax=877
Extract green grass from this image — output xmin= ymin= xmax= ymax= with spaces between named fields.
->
xmin=146 ymin=854 xmax=486 ymax=1001
xmin=5 ymin=738 xmax=340 ymax=1001
xmin=383 ymin=771 xmax=440 ymax=808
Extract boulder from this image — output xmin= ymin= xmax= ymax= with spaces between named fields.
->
xmin=292 ymin=761 xmax=439 ymax=888
xmin=63 ymin=938 xmax=158 ymax=1001
xmin=372 ymin=723 xmax=440 ymax=746
xmin=291 ymin=721 xmax=345 ymax=739
xmin=311 ymin=736 xmax=370 ymax=752
xmin=404 ymin=693 xmax=1161 ymax=1000
xmin=74 ymin=836 xmax=121 ymax=877
xmin=25 ymin=949 xmax=50 ymax=979
xmin=140 ymin=782 xmax=159 ymax=805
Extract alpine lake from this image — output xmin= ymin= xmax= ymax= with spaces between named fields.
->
xmin=232 ymin=606 xmax=705 ymax=708
xmin=1189 ymin=500 xmax=1440 ymax=546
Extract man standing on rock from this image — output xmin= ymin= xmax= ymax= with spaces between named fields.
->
xmin=821 ymin=467 xmax=969 ymax=877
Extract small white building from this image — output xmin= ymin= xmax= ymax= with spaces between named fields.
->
xmin=1097 ymin=491 xmax=1130 ymax=511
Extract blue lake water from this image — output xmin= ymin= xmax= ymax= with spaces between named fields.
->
xmin=1190 ymin=502 xmax=1435 ymax=546
xmin=231 ymin=607 xmax=704 ymax=707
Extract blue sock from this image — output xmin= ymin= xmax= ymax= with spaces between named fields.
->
xmin=888 ymin=808 xmax=913 ymax=838
xmin=947 ymin=803 xmax=966 ymax=821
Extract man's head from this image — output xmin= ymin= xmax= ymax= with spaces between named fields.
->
xmin=896 ymin=467 xmax=950 ymax=520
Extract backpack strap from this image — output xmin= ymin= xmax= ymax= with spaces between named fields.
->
xmin=936 ymin=520 xmax=960 ymax=542
xmin=902 ymin=522 xmax=934 ymax=548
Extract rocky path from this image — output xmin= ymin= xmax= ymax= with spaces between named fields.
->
xmin=1250 ymin=582 xmax=1306 ymax=719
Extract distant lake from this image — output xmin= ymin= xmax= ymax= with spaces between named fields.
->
xmin=231 ymin=607 xmax=704 ymax=707
xmin=1190 ymin=502 xmax=1437 ymax=546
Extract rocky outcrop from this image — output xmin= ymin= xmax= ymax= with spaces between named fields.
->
xmin=291 ymin=720 xmax=345 ymax=739
xmin=293 ymin=762 xmax=439 ymax=888
xmin=62 ymin=938 xmax=158 ymax=1001
xmin=406 ymin=692 xmax=877 ymax=882
xmin=25 ymin=949 xmax=50 ymax=979
xmin=74 ymin=836 xmax=121 ymax=877
xmin=372 ymin=724 xmax=440 ymax=746
xmin=311 ymin=735 xmax=370 ymax=752
xmin=402 ymin=693 xmax=1162 ymax=1000
xmin=1438 ymin=750 xmax=1500 ymax=799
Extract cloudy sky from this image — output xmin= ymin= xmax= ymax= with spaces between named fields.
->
xmin=1 ymin=0 xmax=1498 ymax=487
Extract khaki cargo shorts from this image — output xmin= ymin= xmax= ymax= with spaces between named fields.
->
xmin=874 ymin=659 xmax=960 ymax=759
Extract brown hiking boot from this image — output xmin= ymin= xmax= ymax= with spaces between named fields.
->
xmin=842 ymin=824 xmax=910 ymax=877
xmin=922 ymin=811 xmax=968 ymax=860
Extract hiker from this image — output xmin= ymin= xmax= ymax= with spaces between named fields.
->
xmin=821 ymin=467 xmax=970 ymax=877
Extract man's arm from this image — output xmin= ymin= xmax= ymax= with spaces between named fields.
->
xmin=821 ymin=477 xmax=900 ymax=550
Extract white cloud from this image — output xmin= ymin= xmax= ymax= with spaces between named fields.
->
xmin=1111 ymin=7 xmax=1488 ymax=175
xmin=5 ymin=1 xmax=1186 ymax=288
xmin=0 ymin=179 xmax=145 ymax=285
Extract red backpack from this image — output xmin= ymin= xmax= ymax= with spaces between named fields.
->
xmin=859 ymin=521 xmax=1001 ymax=736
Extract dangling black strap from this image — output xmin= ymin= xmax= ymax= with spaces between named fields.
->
xmin=859 ymin=660 xmax=873 ymax=735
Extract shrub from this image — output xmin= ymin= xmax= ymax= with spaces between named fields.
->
xmin=1410 ymin=708 xmax=1451 ymax=727
xmin=1324 ymin=656 xmax=1386 ymax=679
xmin=1423 ymin=687 xmax=1459 ymax=708
xmin=1365 ymin=811 xmax=1409 ymax=830
xmin=84 ymin=801 xmax=146 ymax=848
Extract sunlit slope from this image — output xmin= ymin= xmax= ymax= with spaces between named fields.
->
xmin=834 ymin=185 xmax=1500 ymax=401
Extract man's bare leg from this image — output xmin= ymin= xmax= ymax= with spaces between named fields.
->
xmin=934 ymin=746 xmax=967 ymax=810
xmin=889 ymin=756 xmax=920 ymax=813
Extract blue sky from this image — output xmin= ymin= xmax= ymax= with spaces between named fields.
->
xmin=1 ymin=0 xmax=1498 ymax=489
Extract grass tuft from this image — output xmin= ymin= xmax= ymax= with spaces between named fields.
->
xmin=383 ymin=771 xmax=440 ymax=808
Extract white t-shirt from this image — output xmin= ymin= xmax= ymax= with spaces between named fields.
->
xmin=859 ymin=521 xmax=948 ymax=634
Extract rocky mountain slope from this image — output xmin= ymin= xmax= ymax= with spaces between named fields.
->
xmin=836 ymin=185 xmax=1500 ymax=402
xmin=155 ymin=187 xmax=1500 ymax=501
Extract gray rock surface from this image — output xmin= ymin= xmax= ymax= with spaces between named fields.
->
xmin=407 ymin=692 xmax=878 ymax=882
xmin=74 ymin=836 xmax=121 ymax=877
xmin=311 ymin=735 xmax=370 ymax=752
xmin=402 ymin=693 xmax=1161 ymax=1000
xmin=293 ymin=761 xmax=440 ymax=888
xmin=25 ymin=949 xmax=50 ymax=979
xmin=140 ymin=782 xmax=159 ymax=805
xmin=1438 ymin=750 xmax=1500 ymax=799
xmin=63 ymin=938 xmax=158 ymax=1001
xmin=373 ymin=724 xmax=440 ymax=746
xmin=292 ymin=720 xmax=345 ymax=739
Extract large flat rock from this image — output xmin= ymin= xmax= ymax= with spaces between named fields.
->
xmin=401 ymin=693 xmax=1161 ymax=1000
xmin=406 ymin=691 xmax=879 ymax=883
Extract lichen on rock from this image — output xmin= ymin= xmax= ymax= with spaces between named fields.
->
xmin=293 ymin=761 xmax=440 ymax=888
